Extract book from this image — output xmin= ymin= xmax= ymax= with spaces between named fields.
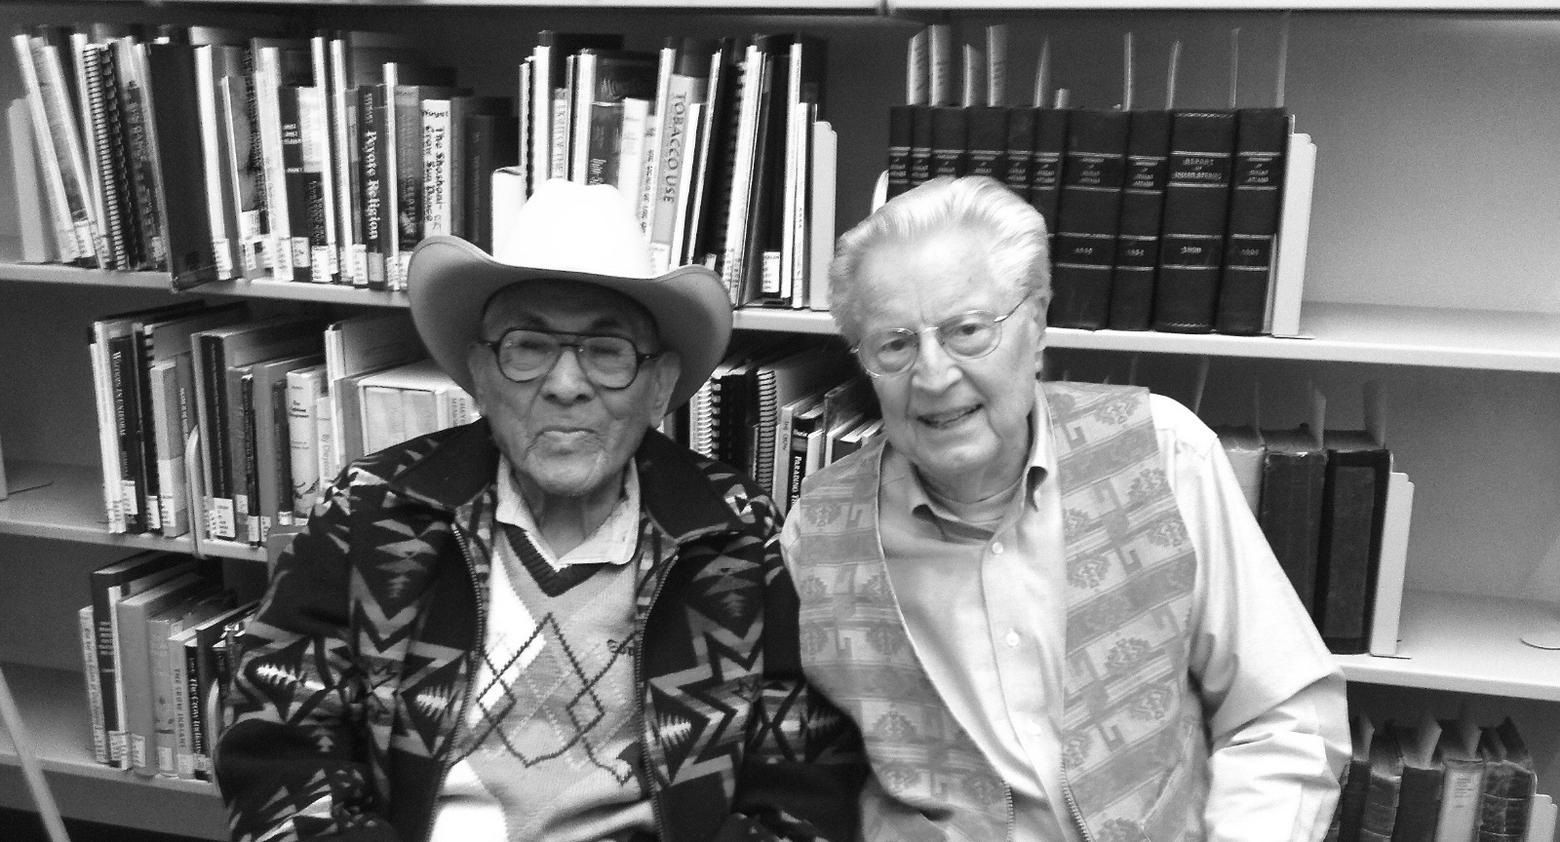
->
xmin=76 ymin=39 xmax=124 ymax=268
xmin=1331 ymin=712 xmax=1376 ymax=842
xmin=285 ymin=363 xmax=329 ymax=517
xmin=927 ymin=105 xmax=967 ymax=180
xmin=1391 ymin=713 xmax=1444 ymax=842
xmin=6 ymin=96 xmax=56 ymax=263
xmin=1316 ymin=428 xmax=1392 ymax=655
xmin=447 ymin=94 xmax=513 ymax=244
xmin=1049 ymin=108 xmax=1130 ymax=330
xmin=421 ymin=96 xmax=453 ymax=238
xmin=1367 ymin=471 xmax=1415 ymax=658
xmin=1362 ymin=720 xmax=1405 ymax=842
xmin=964 ymin=105 xmax=1007 ymax=183
xmin=194 ymin=43 xmax=247 ymax=280
xmin=1215 ymin=108 xmax=1291 ymax=335
xmin=249 ymin=40 xmax=311 ymax=283
xmin=806 ymin=118 xmax=837 ymax=311
xmin=1108 ymin=108 xmax=1171 ymax=330
xmin=249 ymin=352 xmax=323 ymax=541
xmin=356 ymin=82 xmax=390 ymax=289
xmin=322 ymin=312 xmax=423 ymax=476
xmin=148 ymin=588 xmax=234 ymax=777
xmin=570 ymin=48 xmax=657 ymax=186
xmin=1214 ymin=425 xmax=1264 ymax=515
xmin=1478 ymin=718 xmax=1537 ymax=840
xmin=77 ymin=603 xmax=104 ymax=760
xmin=724 ymin=35 xmax=796 ymax=306
xmin=353 ymin=358 xmax=474 ymax=453
xmin=1029 ymin=107 xmax=1069 ymax=237
xmin=1152 ymin=109 xmax=1238 ymax=333
xmin=89 ymin=551 xmax=194 ymax=766
xmin=1525 ymin=795 xmax=1556 ymax=842
xmin=113 ymin=36 xmax=164 ymax=271
xmin=13 ymin=30 xmax=98 ymax=264
xmin=999 ymin=105 xmax=1033 ymax=204
xmin=1257 ymin=426 xmax=1328 ymax=620
xmin=219 ymin=57 xmax=268 ymax=279
xmin=188 ymin=600 xmax=259 ymax=780
xmin=387 ymin=75 xmax=461 ymax=290
xmin=684 ymin=37 xmax=742 ymax=272
xmin=1437 ymin=709 xmax=1487 ymax=842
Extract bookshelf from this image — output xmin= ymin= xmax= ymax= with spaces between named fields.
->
xmin=0 ymin=2 xmax=1557 ymax=840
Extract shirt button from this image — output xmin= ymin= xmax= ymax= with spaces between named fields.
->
xmin=1005 ymin=630 xmax=1021 ymax=648
xmin=991 ymin=541 xmax=1005 ymax=555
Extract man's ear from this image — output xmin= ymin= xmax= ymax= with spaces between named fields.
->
xmin=1029 ymin=295 xmax=1050 ymax=373
xmin=647 ymin=351 xmax=682 ymax=419
xmin=465 ymin=343 xmax=492 ymax=412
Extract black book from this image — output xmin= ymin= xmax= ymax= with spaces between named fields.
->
xmin=687 ymin=37 xmax=744 ymax=269
xmin=906 ymin=103 xmax=933 ymax=189
xmin=356 ymin=83 xmax=389 ymax=290
xmin=964 ymin=105 xmax=1007 ymax=182
xmin=108 ymin=332 xmax=150 ymax=533
xmin=1048 ymin=108 xmax=1129 ymax=329
xmin=1257 ymin=426 xmax=1328 ymax=620
xmin=1390 ymin=718 xmax=1443 ymax=842
xmin=1029 ymin=107 xmax=1069 ymax=236
xmin=1215 ymin=107 xmax=1291 ymax=335
xmin=927 ymin=105 xmax=967 ymax=179
xmin=1362 ymin=722 xmax=1405 ymax=841
xmin=886 ymin=104 xmax=915 ymax=199
xmin=447 ymin=95 xmax=513 ymax=243
xmin=277 ymin=84 xmax=318 ymax=283
xmin=1332 ymin=713 xmax=1375 ymax=842
xmin=145 ymin=41 xmax=223 ymax=289
xmin=462 ymin=112 xmax=519 ymax=252
xmin=1316 ymin=428 xmax=1391 ymax=655
xmin=1108 ymin=109 xmax=1171 ymax=330
xmin=1000 ymin=106 xmax=1034 ymax=202
xmin=1152 ymin=109 xmax=1237 ymax=333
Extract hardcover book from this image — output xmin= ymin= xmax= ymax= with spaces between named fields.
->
xmin=1316 ymin=428 xmax=1391 ymax=654
xmin=1477 ymin=718 xmax=1537 ymax=840
xmin=964 ymin=105 xmax=1007 ymax=182
xmin=529 ymin=30 xmax=623 ymax=185
xmin=1257 ymin=426 xmax=1328 ymax=619
xmin=1152 ymin=109 xmax=1237 ymax=333
xmin=88 ymin=551 xmax=192 ymax=766
xmin=1108 ymin=108 xmax=1171 ymax=330
xmin=1215 ymin=108 xmax=1291 ymax=335
xmin=999 ymin=105 xmax=1033 ymax=204
xmin=1048 ymin=108 xmax=1129 ymax=329
xmin=1029 ymin=107 xmax=1069 ymax=236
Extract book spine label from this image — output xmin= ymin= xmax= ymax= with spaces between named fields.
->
xmin=80 ymin=604 xmax=109 ymax=764
xmin=1153 ymin=110 xmax=1237 ymax=333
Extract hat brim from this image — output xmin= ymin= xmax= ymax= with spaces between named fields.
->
xmin=407 ymin=235 xmax=731 ymax=411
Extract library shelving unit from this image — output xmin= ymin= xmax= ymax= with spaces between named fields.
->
xmin=1 ymin=1 xmax=1559 ymax=839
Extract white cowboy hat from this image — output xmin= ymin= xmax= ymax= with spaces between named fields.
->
xmin=406 ymin=178 xmax=730 ymax=409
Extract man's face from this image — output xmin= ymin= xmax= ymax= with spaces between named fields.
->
xmin=467 ymin=280 xmax=680 ymax=501
xmin=853 ymin=229 xmax=1045 ymax=501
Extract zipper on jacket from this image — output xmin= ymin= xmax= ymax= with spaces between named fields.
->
xmin=420 ymin=519 xmax=487 ymax=842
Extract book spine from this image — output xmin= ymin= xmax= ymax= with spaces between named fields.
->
xmin=79 ymin=604 xmax=109 ymax=764
xmin=278 ymin=86 xmax=314 ymax=283
xmin=109 ymin=333 xmax=147 ymax=534
xmin=906 ymin=103 xmax=932 ymax=190
xmin=1257 ymin=448 xmax=1325 ymax=619
xmin=392 ymin=85 xmax=425 ymax=290
xmin=1029 ymin=107 xmax=1069 ymax=236
xmin=1049 ymin=108 xmax=1129 ymax=329
xmin=1108 ymin=109 xmax=1171 ymax=331
xmin=150 ymin=360 xmax=189 ymax=538
xmin=220 ymin=70 xmax=268 ymax=279
xmin=422 ymin=97 xmax=452 ymax=238
xmin=299 ymin=84 xmax=336 ymax=283
xmin=174 ymin=633 xmax=199 ymax=778
xmin=132 ymin=326 xmax=163 ymax=534
xmin=13 ymin=33 xmax=82 ymax=262
xmin=117 ymin=43 xmax=165 ymax=270
xmin=1316 ymin=454 xmax=1390 ymax=655
xmin=255 ymin=49 xmax=293 ymax=282
xmin=83 ymin=44 xmax=127 ymax=270
xmin=1152 ymin=109 xmax=1237 ymax=333
xmin=194 ymin=45 xmax=237 ymax=280
xmin=927 ymin=105 xmax=967 ymax=180
xmin=886 ymin=104 xmax=914 ymax=199
xmin=964 ymin=106 xmax=1007 ymax=183
xmin=30 ymin=34 xmax=99 ymax=265
xmin=357 ymin=84 xmax=386 ymax=290
xmin=1215 ymin=107 xmax=1291 ymax=335
xmin=90 ymin=331 xmax=126 ymax=533
xmin=999 ymin=106 xmax=1034 ymax=204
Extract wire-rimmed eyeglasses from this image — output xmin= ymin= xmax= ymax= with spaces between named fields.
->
xmin=476 ymin=327 xmax=660 ymax=390
xmin=851 ymin=294 xmax=1035 ymax=378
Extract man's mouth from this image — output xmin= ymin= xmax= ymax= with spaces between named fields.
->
xmin=916 ymin=406 xmax=979 ymax=429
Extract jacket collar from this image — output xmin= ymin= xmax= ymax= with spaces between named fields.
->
xmin=387 ymin=420 xmax=745 ymax=543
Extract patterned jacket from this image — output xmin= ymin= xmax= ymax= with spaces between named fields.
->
xmin=216 ymin=420 xmax=865 ymax=842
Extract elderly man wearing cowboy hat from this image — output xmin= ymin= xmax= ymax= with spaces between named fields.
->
xmin=215 ymin=180 xmax=866 ymax=842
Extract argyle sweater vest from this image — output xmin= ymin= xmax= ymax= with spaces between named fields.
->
xmin=788 ymin=382 xmax=1211 ymax=842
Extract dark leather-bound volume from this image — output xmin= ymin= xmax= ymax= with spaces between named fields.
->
xmin=1108 ymin=108 xmax=1171 ymax=330
xmin=1257 ymin=426 xmax=1328 ymax=620
xmin=1152 ymin=109 xmax=1236 ymax=333
xmin=963 ymin=105 xmax=1007 ymax=181
xmin=1363 ymin=722 xmax=1405 ymax=841
xmin=1390 ymin=718 xmax=1444 ymax=842
xmin=1216 ymin=107 xmax=1291 ymax=335
xmin=1029 ymin=106 xmax=1068 ymax=235
xmin=1048 ymin=108 xmax=1128 ymax=329
xmin=907 ymin=103 xmax=933 ymax=189
xmin=886 ymin=103 xmax=915 ymax=198
xmin=1316 ymin=428 xmax=1390 ymax=655
xmin=1000 ymin=105 xmax=1034 ymax=202
xmin=928 ymin=105 xmax=967 ymax=179
xmin=1478 ymin=718 xmax=1537 ymax=841
xmin=146 ymin=42 xmax=222 ymax=289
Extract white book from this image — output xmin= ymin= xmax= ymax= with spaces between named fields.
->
xmin=286 ymin=364 xmax=328 ymax=517
xmin=617 ymin=96 xmax=651 ymax=204
xmin=194 ymin=45 xmax=239 ymax=279
xmin=1367 ymin=471 xmax=1414 ymax=657
xmin=1524 ymin=793 xmax=1556 ymax=842
xmin=323 ymin=312 xmax=422 ymax=477
xmin=719 ymin=43 xmax=764 ymax=305
xmin=11 ymin=34 xmax=80 ymax=261
xmin=807 ymin=120 xmax=837 ymax=312
xmin=1269 ymin=132 xmax=1315 ymax=338
xmin=421 ymin=97 xmax=453 ymax=238
xmin=314 ymin=392 xmax=335 ymax=492
xmin=491 ymin=166 xmax=526 ymax=245
xmin=299 ymin=84 xmax=336 ymax=282
xmin=668 ymin=100 xmax=705 ymax=269
xmin=254 ymin=46 xmax=293 ymax=282
xmin=7 ymin=96 xmax=56 ymax=263
xmin=78 ymin=603 xmax=106 ymax=763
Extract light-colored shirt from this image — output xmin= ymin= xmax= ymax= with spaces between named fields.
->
xmin=431 ymin=463 xmax=652 ymax=841
xmin=874 ymin=388 xmax=1348 ymax=842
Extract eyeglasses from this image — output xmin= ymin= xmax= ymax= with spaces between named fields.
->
xmin=852 ymin=294 xmax=1034 ymax=378
xmin=477 ymin=327 xmax=660 ymax=390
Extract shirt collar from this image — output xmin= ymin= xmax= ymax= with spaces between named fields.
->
xmin=888 ymin=382 xmax=1054 ymax=529
xmin=494 ymin=459 xmax=642 ymax=569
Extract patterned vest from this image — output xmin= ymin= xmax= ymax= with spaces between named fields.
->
xmin=788 ymin=382 xmax=1211 ymax=842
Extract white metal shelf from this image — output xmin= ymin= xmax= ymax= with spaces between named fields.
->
xmin=0 ymin=461 xmax=266 ymax=563
xmin=1336 ymin=590 xmax=1560 ymax=702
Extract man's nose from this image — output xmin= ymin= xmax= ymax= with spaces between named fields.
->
xmin=909 ymin=333 xmax=961 ymax=391
xmin=541 ymin=346 xmax=595 ymax=400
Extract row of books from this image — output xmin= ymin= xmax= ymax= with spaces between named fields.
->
xmin=515 ymin=31 xmax=836 ymax=311
xmin=1329 ymin=709 xmax=1557 ymax=842
xmin=1216 ymin=387 xmax=1412 ymax=657
xmin=76 ymin=549 xmax=257 ymax=780
xmin=88 ymin=302 xmax=468 ymax=548
xmin=8 ymin=23 xmax=840 ymax=313
xmin=886 ymin=23 xmax=1314 ymax=338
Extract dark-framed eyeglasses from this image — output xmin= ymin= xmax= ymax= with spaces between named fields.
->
xmin=477 ymin=327 xmax=660 ymax=390
xmin=852 ymin=294 xmax=1035 ymax=378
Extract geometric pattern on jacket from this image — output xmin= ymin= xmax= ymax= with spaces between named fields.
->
xmin=216 ymin=420 xmax=866 ymax=842
xmin=787 ymin=382 xmax=1210 ymax=842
